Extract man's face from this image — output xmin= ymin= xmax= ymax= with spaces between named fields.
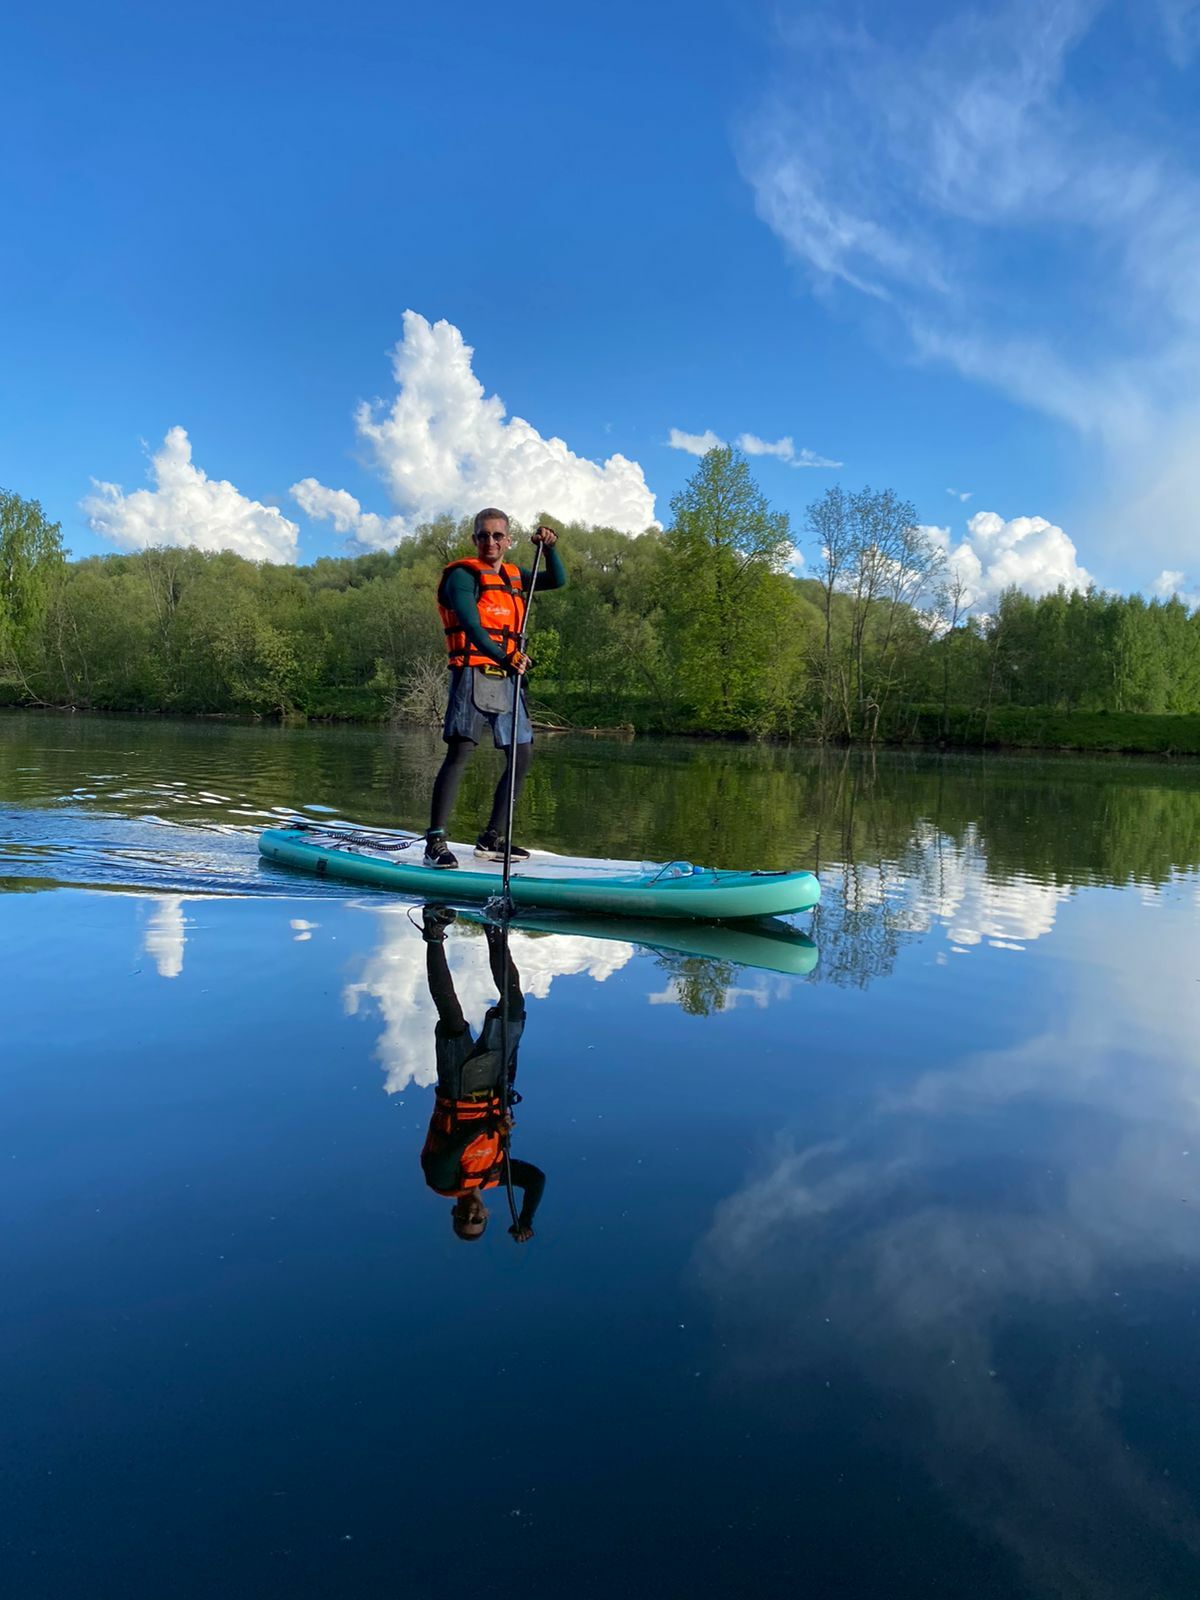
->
xmin=474 ymin=519 xmax=510 ymax=562
xmin=452 ymin=1194 xmax=489 ymax=1239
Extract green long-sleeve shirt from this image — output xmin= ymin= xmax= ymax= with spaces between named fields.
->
xmin=442 ymin=548 xmax=567 ymax=668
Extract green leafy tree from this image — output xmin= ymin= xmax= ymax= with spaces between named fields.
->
xmin=805 ymin=485 xmax=944 ymax=738
xmin=4 ymin=474 xmax=1199 ymax=740
xmin=660 ymin=447 xmax=800 ymax=730
xmin=0 ymin=489 xmax=65 ymax=697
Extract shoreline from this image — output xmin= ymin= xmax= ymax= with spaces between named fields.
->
xmin=4 ymin=701 xmax=1199 ymax=761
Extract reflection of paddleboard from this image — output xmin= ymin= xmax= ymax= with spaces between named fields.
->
xmin=454 ymin=904 xmax=819 ymax=978
xmin=259 ymin=825 xmax=821 ymax=922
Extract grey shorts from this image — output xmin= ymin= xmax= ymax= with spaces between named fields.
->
xmin=443 ymin=667 xmax=533 ymax=748
xmin=435 ymin=1008 xmax=525 ymax=1096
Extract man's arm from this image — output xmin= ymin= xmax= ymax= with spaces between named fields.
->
xmin=508 ymin=1158 xmax=545 ymax=1232
xmin=521 ymin=544 xmax=566 ymax=593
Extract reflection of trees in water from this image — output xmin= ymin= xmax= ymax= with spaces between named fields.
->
xmin=809 ymin=814 xmax=1076 ymax=990
xmin=808 ymin=877 xmax=910 ymax=989
xmin=509 ymin=742 xmax=1200 ymax=909
xmin=799 ymin=746 xmax=1200 ymax=889
xmin=652 ymin=956 xmax=741 ymax=1016
xmin=793 ymin=747 xmax=1200 ymax=987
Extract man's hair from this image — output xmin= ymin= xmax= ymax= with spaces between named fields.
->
xmin=473 ymin=507 xmax=510 ymax=538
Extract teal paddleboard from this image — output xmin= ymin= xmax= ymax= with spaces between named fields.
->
xmin=259 ymin=825 xmax=821 ymax=922
xmin=453 ymin=903 xmax=818 ymax=976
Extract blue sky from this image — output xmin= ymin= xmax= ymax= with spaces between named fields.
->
xmin=2 ymin=0 xmax=1198 ymax=605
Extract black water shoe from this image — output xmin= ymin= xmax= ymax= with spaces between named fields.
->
xmin=422 ymin=904 xmax=458 ymax=942
xmin=423 ymin=831 xmax=459 ymax=869
xmin=475 ymin=829 xmax=531 ymax=861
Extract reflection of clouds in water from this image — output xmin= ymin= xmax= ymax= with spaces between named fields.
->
xmin=894 ymin=900 xmax=1200 ymax=1128
xmin=696 ymin=902 xmax=1200 ymax=1596
xmin=343 ymin=911 xmax=634 ymax=1093
xmin=703 ymin=1149 xmax=1200 ymax=1595
xmin=831 ymin=821 xmax=1069 ymax=951
xmin=897 ymin=820 xmax=1068 ymax=948
xmin=140 ymin=899 xmax=321 ymax=974
xmin=510 ymin=932 xmax=629 ymax=999
xmin=143 ymin=896 xmax=186 ymax=978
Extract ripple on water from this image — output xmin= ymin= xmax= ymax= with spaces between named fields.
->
xmin=0 ymin=744 xmax=362 ymax=899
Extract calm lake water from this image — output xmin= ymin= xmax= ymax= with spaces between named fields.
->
xmin=3 ymin=710 xmax=1200 ymax=1599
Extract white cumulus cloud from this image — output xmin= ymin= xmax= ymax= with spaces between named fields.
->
xmin=1151 ymin=568 xmax=1200 ymax=608
xmin=669 ymin=427 xmax=841 ymax=468
xmin=924 ymin=510 xmax=1093 ymax=611
xmin=290 ymin=480 xmax=408 ymax=547
xmin=292 ymin=312 xmax=656 ymax=548
xmin=1153 ymin=568 xmax=1187 ymax=596
xmin=82 ymin=427 xmax=299 ymax=563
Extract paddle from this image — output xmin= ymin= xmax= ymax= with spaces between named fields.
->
xmin=496 ymin=917 xmax=523 ymax=1236
xmin=496 ymin=531 xmax=547 ymax=918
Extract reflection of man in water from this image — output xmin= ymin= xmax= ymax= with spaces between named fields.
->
xmin=419 ymin=906 xmax=545 ymax=1243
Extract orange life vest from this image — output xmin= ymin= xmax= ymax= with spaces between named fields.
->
xmin=422 ymin=1093 xmax=507 ymax=1197
xmin=438 ymin=558 xmax=527 ymax=670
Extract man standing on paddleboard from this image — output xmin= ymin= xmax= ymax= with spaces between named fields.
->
xmin=424 ymin=508 xmax=565 ymax=869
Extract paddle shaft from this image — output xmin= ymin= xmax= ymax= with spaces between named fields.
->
xmin=498 ymin=919 xmax=520 ymax=1231
xmin=500 ymin=537 xmax=544 ymax=906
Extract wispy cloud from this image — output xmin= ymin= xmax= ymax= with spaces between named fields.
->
xmin=739 ymin=432 xmax=843 ymax=468
xmin=946 ymin=487 xmax=972 ymax=503
xmin=667 ymin=427 xmax=725 ymax=457
xmin=738 ymin=432 xmax=796 ymax=460
xmin=739 ymin=0 xmax=1200 ymax=572
xmin=668 ymin=427 xmax=841 ymax=468
xmin=1155 ymin=0 xmax=1200 ymax=66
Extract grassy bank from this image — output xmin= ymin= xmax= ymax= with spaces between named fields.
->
xmin=903 ymin=707 xmax=1200 ymax=756
xmin=535 ymin=695 xmax=1200 ymax=752
xmin=8 ymin=691 xmax=1200 ymax=756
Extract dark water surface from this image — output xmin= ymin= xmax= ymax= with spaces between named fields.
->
xmin=3 ymin=711 xmax=1200 ymax=1599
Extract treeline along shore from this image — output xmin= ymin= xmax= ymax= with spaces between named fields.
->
xmin=4 ymin=451 xmax=1200 ymax=754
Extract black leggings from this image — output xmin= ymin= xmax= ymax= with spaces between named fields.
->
xmin=426 ymin=925 xmax=524 ymax=1032
xmin=429 ymin=736 xmax=533 ymax=835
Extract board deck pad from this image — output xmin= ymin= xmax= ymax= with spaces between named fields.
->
xmin=259 ymin=825 xmax=821 ymax=922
